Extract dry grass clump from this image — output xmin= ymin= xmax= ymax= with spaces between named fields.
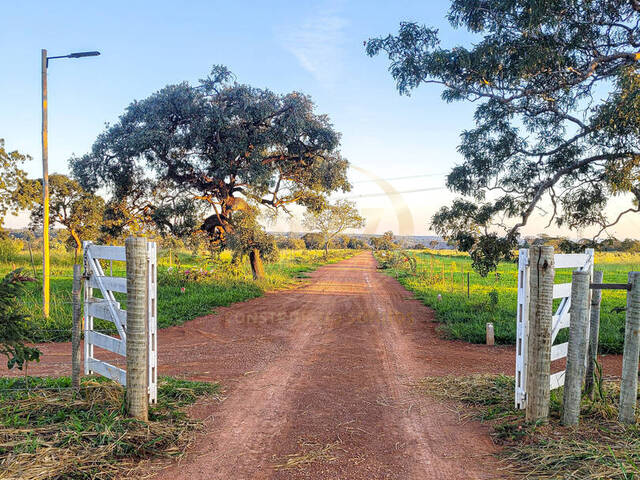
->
xmin=273 ymin=440 xmax=343 ymax=470
xmin=418 ymin=374 xmax=640 ymax=479
xmin=0 ymin=376 xmax=220 ymax=480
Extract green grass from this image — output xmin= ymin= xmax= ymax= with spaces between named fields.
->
xmin=2 ymin=248 xmax=357 ymax=342
xmin=375 ymin=249 xmax=640 ymax=354
xmin=0 ymin=375 xmax=220 ymax=480
xmin=419 ymin=374 xmax=640 ymax=479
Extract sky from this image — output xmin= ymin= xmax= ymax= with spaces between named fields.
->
xmin=1 ymin=0 xmax=637 ymax=239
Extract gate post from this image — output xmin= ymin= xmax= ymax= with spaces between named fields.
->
xmin=526 ymin=245 xmax=555 ymax=422
xmin=71 ymin=264 xmax=82 ymax=390
xmin=125 ymin=236 xmax=149 ymax=421
xmin=562 ymin=270 xmax=590 ymax=425
xmin=585 ymin=270 xmax=603 ymax=396
xmin=619 ymin=272 xmax=640 ymax=424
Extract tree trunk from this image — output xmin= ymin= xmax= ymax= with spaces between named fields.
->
xmin=324 ymin=241 xmax=329 ymax=258
xmin=249 ymin=248 xmax=265 ymax=280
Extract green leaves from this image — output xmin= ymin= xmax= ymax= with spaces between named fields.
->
xmin=369 ymin=1 xmax=640 ymax=273
xmin=0 ymin=139 xmax=35 ymax=235
xmin=0 ymin=269 xmax=40 ymax=370
xmin=71 ymin=65 xmax=350 ymax=249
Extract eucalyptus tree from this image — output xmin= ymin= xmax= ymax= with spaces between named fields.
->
xmin=72 ymin=66 xmax=350 ymax=278
xmin=368 ymin=0 xmax=640 ymax=274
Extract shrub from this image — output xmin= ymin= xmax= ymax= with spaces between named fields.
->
xmin=0 ymin=237 xmax=23 ymax=262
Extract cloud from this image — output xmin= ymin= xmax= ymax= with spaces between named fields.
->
xmin=279 ymin=1 xmax=348 ymax=87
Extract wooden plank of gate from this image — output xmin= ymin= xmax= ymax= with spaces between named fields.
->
xmin=551 ymin=342 xmax=568 ymax=361
xmin=88 ymin=275 xmax=127 ymax=294
xmin=550 ymin=370 xmax=565 ymax=390
xmin=555 ymin=254 xmax=588 ymax=269
xmin=87 ymin=299 xmax=127 ymax=325
xmin=553 ymin=283 xmax=572 ymax=299
xmin=87 ymin=331 xmax=126 ymax=356
xmin=87 ymin=358 xmax=126 ymax=386
xmin=88 ymin=245 xmax=126 ymax=262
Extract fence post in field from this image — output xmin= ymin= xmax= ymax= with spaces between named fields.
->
xmin=486 ymin=322 xmax=495 ymax=346
xmin=562 ymin=270 xmax=590 ymax=425
xmin=619 ymin=272 xmax=640 ymax=424
xmin=585 ymin=270 xmax=604 ymax=396
xmin=125 ymin=236 xmax=149 ymax=421
xmin=526 ymin=245 xmax=555 ymax=422
xmin=71 ymin=264 xmax=82 ymax=390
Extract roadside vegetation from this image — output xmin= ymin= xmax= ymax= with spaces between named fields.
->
xmin=375 ymin=249 xmax=639 ymax=354
xmin=0 ymin=246 xmax=356 ymax=343
xmin=0 ymin=375 xmax=220 ymax=480
xmin=419 ymin=374 xmax=640 ymax=479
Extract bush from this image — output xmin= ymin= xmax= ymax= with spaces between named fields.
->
xmin=0 ymin=237 xmax=23 ymax=262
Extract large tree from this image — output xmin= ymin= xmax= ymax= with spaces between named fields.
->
xmin=72 ymin=66 xmax=350 ymax=278
xmin=29 ymin=174 xmax=105 ymax=259
xmin=367 ymin=0 xmax=640 ymax=274
xmin=303 ymin=199 xmax=365 ymax=256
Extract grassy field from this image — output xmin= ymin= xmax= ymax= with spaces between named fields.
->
xmin=1 ymin=248 xmax=357 ymax=342
xmin=0 ymin=375 xmax=220 ymax=479
xmin=376 ymin=249 xmax=640 ymax=354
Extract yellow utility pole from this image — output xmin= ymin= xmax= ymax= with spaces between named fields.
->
xmin=40 ymin=49 xmax=100 ymax=318
xmin=41 ymin=49 xmax=50 ymax=317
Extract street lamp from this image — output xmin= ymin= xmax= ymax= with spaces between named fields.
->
xmin=41 ymin=49 xmax=100 ymax=317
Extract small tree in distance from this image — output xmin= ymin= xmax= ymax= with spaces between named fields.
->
xmin=29 ymin=174 xmax=105 ymax=260
xmin=303 ymin=200 xmax=365 ymax=256
xmin=0 ymin=139 xmax=38 ymax=236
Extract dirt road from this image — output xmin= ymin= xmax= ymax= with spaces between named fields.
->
xmin=154 ymin=252 xmax=514 ymax=479
xmin=13 ymin=252 xmax=529 ymax=479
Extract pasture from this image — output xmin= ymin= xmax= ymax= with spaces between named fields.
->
xmin=0 ymin=247 xmax=356 ymax=342
xmin=377 ymin=249 xmax=640 ymax=354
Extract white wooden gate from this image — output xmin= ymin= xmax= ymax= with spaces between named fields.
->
xmin=83 ymin=241 xmax=158 ymax=403
xmin=515 ymin=248 xmax=594 ymax=409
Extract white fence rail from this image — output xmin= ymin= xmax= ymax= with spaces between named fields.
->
xmin=515 ymin=248 xmax=594 ymax=409
xmin=83 ymin=241 xmax=157 ymax=403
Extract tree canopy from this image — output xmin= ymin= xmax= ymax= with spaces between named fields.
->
xmin=29 ymin=174 xmax=105 ymax=258
xmin=72 ymin=66 xmax=350 ymax=277
xmin=367 ymin=0 xmax=640 ymax=274
xmin=303 ymin=199 xmax=365 ymax=255
xmin=0 ymin=139 xmax=37 ymax=236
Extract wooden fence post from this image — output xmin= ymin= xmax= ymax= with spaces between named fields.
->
xmin=486 ymin=322 xmax=495 ymax=346
xmin=125 ymin=236 xmax=149 ymax=421
xmin=526 ymin=245 xmax=555 ymax=423
xmin=619 ymin=272 xmax=640 ymax=424
xmin=585 ymin=270 xmax=603 ymax=396
xmin=71 ymin=264 xmax=82 ymax=391
xmin=562 ymin=270 xmax=590 ymax=425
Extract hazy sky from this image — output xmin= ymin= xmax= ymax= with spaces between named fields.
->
xmin=1 ymin=0 xmax=637 ymax=239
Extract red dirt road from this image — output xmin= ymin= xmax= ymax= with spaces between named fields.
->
xmin=11 ymin=252 xmax=623 ymax=479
